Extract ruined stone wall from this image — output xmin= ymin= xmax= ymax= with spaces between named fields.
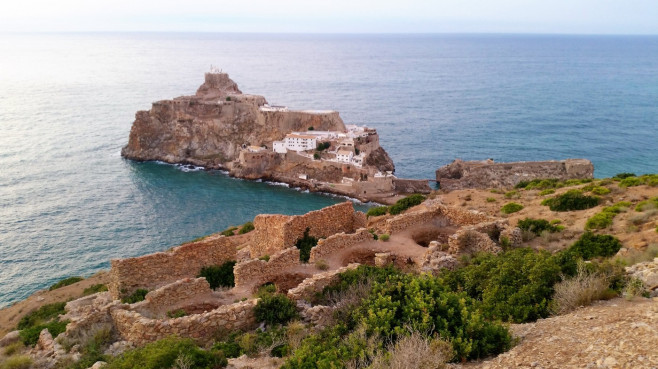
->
xmin=132 ymin=278 xmax=212 ymax=317
xmin=108 ymin=235 xmax=238 ymax=299
xmin=287 ymin=264 xmax=360 ymax=301
xmin=436 ymin=158 xmax=594 ymax=190
xmin=250 ymin=202 xmax=358 ymax=258
xmin=448 ymin=229 xmax=502 ymax=255
xmin=352 ymin=177 xmax=395 ymax=197
xmin=309 ymin=229 xmax=373 ymax=263
xmin=234 ymin=248 xmax=301 ymax=289
xmin=111 ymin=300 xmax=257 ymax=346
xmin=381 ymin=202 xmax=491 ymax=235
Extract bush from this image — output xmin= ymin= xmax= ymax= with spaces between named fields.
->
xmin=441 ymin=248 xmax=562 ymax=323
xmin=316 ymin=142 xmax=330 ymax=151
xmin=106 ymin=337 xmax=226 ymax=369
xmin=486 ymin=197 xmax=496 ymax=203
xmin=585 ymin=201 xmax=630 ymax=230
xmin=17 ymin=302 xmax=66 ymax=330
xmin=501 ymin=202 xmax=523 ymax=214
xmin=167 ymin=309 xmax=187 ymax=319
xmin=221 ymin=226 xmax=238 ymax=237
xmin=295 ymin=228 xmax=318 ymax=262
xmin=366 ymin=206 xmax=389 ymax=217
xmin=389 ymin=194 xmax=426 ymax=215
xmin=239 ymin=221 xmax=255 ymax=234
xmin=379 ymin=234 xmax=390 ymax=242
xmin=315 ymin=259 xmax=329 ymax=271
xmin=635 ymin=197 xmax=658 ymax=212
xmin=3 ymin=342 xmax=23 ymax=356
xmin=504 ymin=190 xmax=519 ymax=199
xmin=517 ymin=218 xmax=560 ymax=236
xmin=313 ymin=152 xmax=321 ymax=160
xmin=254 ymin=294 xmax=298 ymax=325
xmin=565 ymin=232 xmax=623 ymax=261
xmin=83 ymin=284 xmax=109 ymax=296
xmin=541 ymin=190 xmax=599 ymax=212
xmin=64 ymin=325 xmax=113 ymax=369
xmin=614 ymin=172 xmax=636 ymax=180
xmin=256 ymin=283 xmax=277 ymax=298
xmin=197 ymin=261 xmax=237 ymax=289
xmin=0 ymin=356 xmax=32 ymax=369
xmin=550 ymin=264 xmax=612 ymax=315
xmin=590 ymin=186 xmax=611 ymax=196
xmin=121 ymin=289 xmax=148 ymax=304
xmin=368 ymin=332 xmax=453 ymax=369
xmin=49 ymin=276 xmax=83 ymax=291
xmin=539 ymin=189 xmax=556 ymax=196
xmin=619 ymin=174 xmax=658 ymax=187
xmin=19 ymin=320 xmax=68 ymax=346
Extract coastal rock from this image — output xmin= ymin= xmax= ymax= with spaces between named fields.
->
xmin=435 ymin=158 xmax=594 ymax=190
xmin=0 ymin=330 xmax=20 ymax=347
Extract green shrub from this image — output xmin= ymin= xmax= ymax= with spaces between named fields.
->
xmin=517 ymin=218 xmax=561 ymax=236
xmin=167 ymin=309 xmax=187 ymax=318
xmin=389 ymin=194 xmax=426 ymax=215
xmin=259 ymin=255 xmax=270 ymax=262
xmin=313 ymin=152 xmax=321 ymax=160
xmin=221 ymin=226 xmax=238 ymax=237
xmin=501 ymin=202 xmax=523 ymax=214
xmin=49 ymin=276 xmax=83 ymax=291
xmin=441 ymin=248 xmax=562 ymax=323
xmin=539 ymin=189 xmax=555 ymax=196
xmin=590 ymin=186 xmax=611 ymax=196
xmin=368 ymin=229 xmax=379 ymax=240
xmin=619 ymin=174 xmax=658 ymax=187
xmin=197 ymin=261 xmax=237 ymax=289
xmin=256 ymin=283 xmax=277 ymax=298
xmin=565 ymin=232 xmax=623 ymax=261
xmin=504 ymin=190 xmax=520 ymax=199
xmin=542 ymin=190 xmax=599 ymax=212
xmin=17 ymin=302 xmax=66 ymax=330
xmin=0 ymin=355 xmax=32 ymax=369
xmin=379 ymin=233 xmax=390 ymax=242
xmin=254 ymin=294 xmax=298 ymax=325
xmin=614 ymin=172 xmax=636 ymax=180
xmin=65 ymin=326 xmax=113 ymax=369
xmin=486 ymin=197 xmax=497 ymax=203
xmin=635 ymin=197 xmax=658 ymax=211
xmin=226 ymin=96 xmax=231 ymax=101
xmin=19 ymin=320 xmax=68 ymax=346
xmin=105 ymin=337 xmax=226 ymax=369
xmin=295 ymin=228 xmax=318 ymax=262
xmin=238 ymin=221 xmax=255 ymax=234
xmin=316 ymin=142 xmax=330 ymax=151
xmin=213 ymin=333 xmax=242 ymax=358
xmin=121 ymin=289 xmax=149 ymax=304
xmin=366 ymin=206 xmax=389 ymax=217
xmin=585 ymin=201 xmax=631 ymax=230
xmin=83 ymin=284 xmax=108 ymax=296
xmin=3 ymin=341 xmax=23 ymax=356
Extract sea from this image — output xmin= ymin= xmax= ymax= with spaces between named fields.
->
xmin=1 ymin=33 xmax=657 ymax=307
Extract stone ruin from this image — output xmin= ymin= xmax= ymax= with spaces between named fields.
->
xmin=435 ymin=158 xmax=594 ymax=191
xmin=42 ymin=199 xmax=523 ymax=356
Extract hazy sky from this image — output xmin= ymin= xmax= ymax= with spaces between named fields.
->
xmin=2 ymin=0 xmax=658 ymax=34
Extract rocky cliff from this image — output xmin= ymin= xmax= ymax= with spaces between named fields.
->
xmin=436 ymin=158 xmax=594 ymax=190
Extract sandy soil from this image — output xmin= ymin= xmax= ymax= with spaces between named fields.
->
xmin=0 ymin=271 xmax=110 ymax=336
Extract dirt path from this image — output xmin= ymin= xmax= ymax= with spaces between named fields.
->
xmin=455 ymin=297 xmax=658 ymax=369
xmin=0 ymin=271 xmax=110 ymax=336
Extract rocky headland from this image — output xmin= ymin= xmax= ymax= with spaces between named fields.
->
xmin=121 ymin=71 xmax=426 ymax=203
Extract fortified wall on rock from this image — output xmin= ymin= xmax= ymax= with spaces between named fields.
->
xmin=59 ymin=199 xmax=524 ymax=349
xmin=435 ymin=158 xmax=594 ymax=191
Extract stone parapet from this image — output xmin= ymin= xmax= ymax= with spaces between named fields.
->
xmin=287 ymin=264 xmax=360 ymax=301
xmin=132 ymin=278 xmax=212 ymax=317
xmin=234 ymin=248 xmax=301 ymax=289
xmin=309 ymin=229 xmax=373 ymax=263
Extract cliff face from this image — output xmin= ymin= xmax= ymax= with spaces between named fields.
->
xmin=121 ymin=73 xmax=349 ymax=168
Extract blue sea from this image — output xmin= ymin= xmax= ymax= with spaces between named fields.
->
xmin=1 ymin=33 xmax=657 ymax=307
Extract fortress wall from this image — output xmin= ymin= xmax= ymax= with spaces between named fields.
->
xmin=309 ymin=229 xmax=373 ymax=263
xmin=250 ymin=202 xmax=358 ymax=258
xmin=234 ymin=248 xmax=301 ymax=289
xmin=287 ymin=264 xmax=360 ymax=301
xmin=108 ymin=235 xmax=238 ymax=299
xmin=132 ymin=278 xmax=212 ymax=317
xmin=111 ymin=299 xmax=257 ymax=346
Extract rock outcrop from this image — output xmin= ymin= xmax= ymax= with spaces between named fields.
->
xmin=435 ymin=158 xmax=594 ymax=191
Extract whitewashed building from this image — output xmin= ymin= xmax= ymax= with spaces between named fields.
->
xmin=336 ymin=148 xmax=354 ymax=163
xmin=283 ymin=134 xmax=317 ymax=152
xmin=273 ymin=141 xmax=287 ymax=154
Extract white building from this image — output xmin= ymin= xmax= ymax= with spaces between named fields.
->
xmin=283 ymin=134 xmax=317 ymax=152
xmin=336 ymin=148 xmax=354 ymax=163
xmin=273 ymin=141 xmax=287 ymax=154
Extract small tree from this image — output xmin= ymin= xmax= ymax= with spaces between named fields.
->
xmin=295 ymin=228 xmax=319 ymax=262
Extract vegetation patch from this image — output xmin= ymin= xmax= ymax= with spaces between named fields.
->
xmin=295 ymin=228 xmax=318 ymax=263
xmin=538 ymin=189 xmax=555 ymax=196
xmin=501 ymin=202 xmax=523 ymax=214
xmin=585 ymin=201 xmax=631 ymax=230
xmin=238 ymin=221 xmax=255 ymax=234
xmin=17 ymin=302 xmax=66 ymax=331
xmin=515 ymin=178 xmax=593 ymax=190
xmin=121 ymin=289 xmax=149 ymax=304
xmin=378 ymin=233 xmax=390 ymax=242
xmin=19 ymin=320 xmax=68 ymax=346
xmin=589 ymin=186 xmax=611 ymax=196
xmin=167 ymin=309 xmax=187 ymax=319
xmin=563 ymin=232 xmax=623 ymax=261
xmin=83 ymin=283 xmax=108 ymax=296
xmin=254 ymin=294 xmax=298 ymax=326
xmin=0 ymin=355 xmax=33 ymax=369
xmin=105 ymin=337 xmax=226 ymax=369
xmin=389 ymin=194 xmax=426 ymax=215
xmin=366 ymin=206 xmax=389 ymax=217
xmin=541 ymin=190 xmax=599 ymax=212
xmin=550 ymin=264 xmax=613 ymax=315
xmin=619 ymin=174 xmax=658 ymax=187
xmin=197 ymin=261 xmax=237 ymax=289
xmin=221 ymin=226 xmax=238 ymax=237
xmin=49 ymin=276 xmax=84 ymax=291
xmin=517 ymin=218 xmax=562 ymax=236
xmin=504 ymin=190 xmax=520 ymax=199
xmin=486 ymin=197 xmax=497 ymax=202
xmin=635 ymin=197 xmax=658 ymax=212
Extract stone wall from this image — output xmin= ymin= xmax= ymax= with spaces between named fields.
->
xmin=309 ymin=229 xmax=373 ymax=263
xmin=380 ymin=202 xmax=490 ymax=235
xmin=287 ymin=264 xmax=360 ymax=301
xmin=392 ymin=179 xmax=432 ymax=194
xmin=250 ymin=202 xmax=359 ymax=258
xmin=108 ymin=234 xmax=238 ymax=299
xmin=132 ymin=278 xmax=212 ymax=318
xmin=436 ymin=158 xmax=594 ymax=190
xmin=448 ymin=229 xmax=502 ymax=255
xmin=234 ymin=248 xmax=301 ymax=289
xmin=111 ymin=299 xmax=257 ymax=346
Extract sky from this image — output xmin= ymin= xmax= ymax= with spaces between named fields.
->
xmin=2 ymin=0 xmax=658 ymax=34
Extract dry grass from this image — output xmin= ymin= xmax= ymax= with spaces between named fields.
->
xmin=616 ymin=243 xmax=658 ymax=266
xmin=368 ymin=331 xmax=453 ymax=369
xmin=324 ymin=279 xmax=374 ymax=326
xmin=550 ymin=265 xmax=611 ymax=315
